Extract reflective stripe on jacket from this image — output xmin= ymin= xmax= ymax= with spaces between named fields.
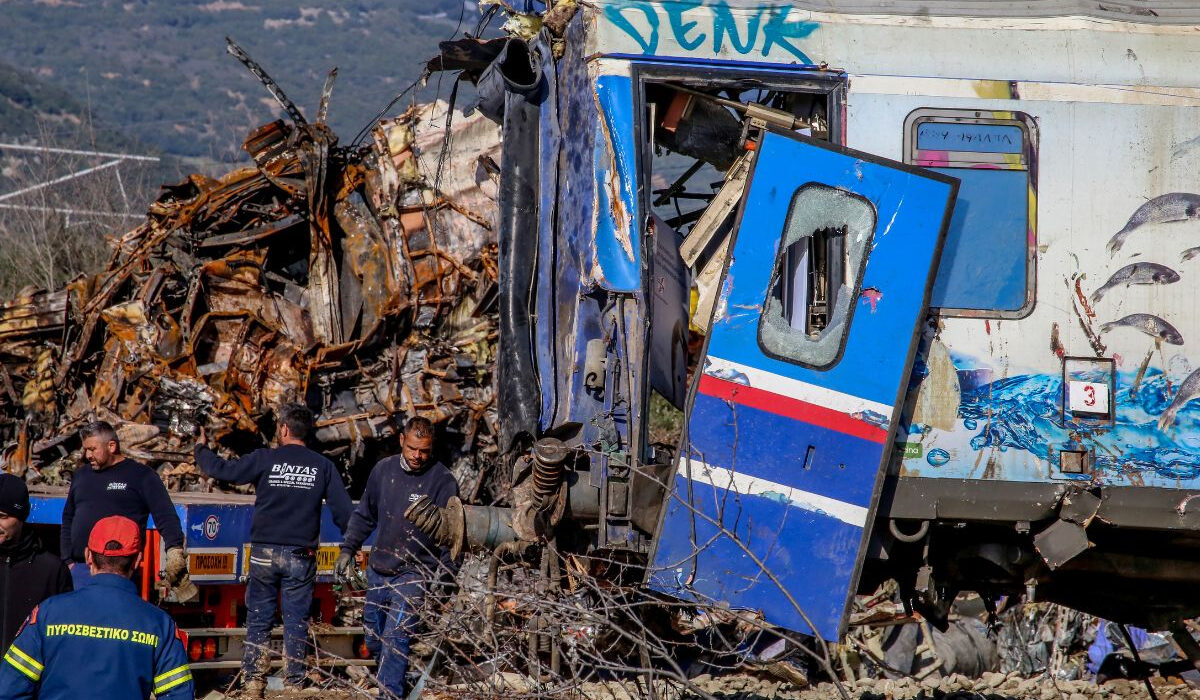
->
xmin=0 ymin=573 xmax=192 ymax=700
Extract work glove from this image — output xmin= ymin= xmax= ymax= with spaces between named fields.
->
xmin=163 ymin=546 xmax=188 ymax=584
xmin=162 ymin=547 xmax=199 ymax=603
xmin=334 ymin=549 xmax=355 ymax=580
xmin=335 ymin=549 xmax=365 ymax=590
xmin=405 ymin=495 xmax=450 ymax=545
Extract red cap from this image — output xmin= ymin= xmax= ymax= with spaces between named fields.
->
xmin=88 ymin=515 xmax=141 ymax=557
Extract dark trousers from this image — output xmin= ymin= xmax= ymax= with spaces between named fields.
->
xmin=364 ymin=568 xmax=425 ymax=698
xmin=244 ymin=544 xmax=316 ymax=685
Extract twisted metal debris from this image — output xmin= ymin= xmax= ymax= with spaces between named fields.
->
xmin=0 ymin=89 xmax=502 ymax=494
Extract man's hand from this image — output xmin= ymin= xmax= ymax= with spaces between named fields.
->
xmin=405 ymin=496 xmax=449 ymax=545
xmin=163 ymin=547 xmax=188 ymax=585
xmin=334 ymin=550 xmax=356 ymax=583
xmin=197 ymin=426 xmax=207 ymax=445
xmin=162 ymin=547 xmax=199 ymax=602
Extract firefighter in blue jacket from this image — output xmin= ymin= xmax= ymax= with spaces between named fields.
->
xmin=0 ymin=515 xmax=193 ymax=700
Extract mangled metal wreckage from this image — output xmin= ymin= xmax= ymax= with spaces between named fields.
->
xmin=7 ymin=0 xmax=1200 ymax=673
xmin=0 ymin=77 xmax=503 ymax=496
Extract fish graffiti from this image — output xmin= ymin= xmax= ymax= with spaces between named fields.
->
xmin=1158 ymin=366 xmax=1200 ymax=430
xmin=929 ymin=366 xmax=1200 ymax=483
xmin=1098 ymin=313 xmax=1184 ymax=345
xmin=1090 ymin=262 xmax=1180 ymax=303
xmin=1182 ymin=246 xmax=1200 ymax=263
xmin=1106 ymin=192 xmax=1200 ymax=254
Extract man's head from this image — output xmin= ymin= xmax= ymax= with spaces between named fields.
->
xmin=80 ymin=420 xmax=122 ymax=470
xmin=400 ymin=417 xmax=434 ymax=472
xmin=276 ymin=403 xmax=313 ymax=445
xmin=85 ymin=515 xmax=142 ymax=577
xmin=0 ymin=473 xmax=29 ymax=546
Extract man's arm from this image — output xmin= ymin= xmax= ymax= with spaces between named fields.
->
xmin=151 ymin=622 xmax=194 ymax=699
xmin=140 ymin=469 xmax=185 ymax=551
xmin=0 ymin=608 xmax=44 ymax=699
xmin=434 ymin=468 xmax=462 ymax=575
xmin=54 ymin=560 xmax=73 ymax=594
xmin=193 ymin=445 xmax=265 ymax=486
xmin=325 ymin=465 xmax=355 ymax=535
xmin=59 ymin=480 xmax=76 ymax=563
xmin=434 ymin=467 xmax=461 ymax=507
xmin=341 ymin=468 xmax=380 ymax=553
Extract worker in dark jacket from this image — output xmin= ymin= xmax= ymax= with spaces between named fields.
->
xmin=336 ymin=416 xmax=459 ymax=697
xmin=195 ymin=403 xmax=353 ymax=696
xmin=0 ymin=515 xmax=193 ymax=700
xmin=0 ymin=474 xmax=71 ymax=652
xmin=61 ymin=421 xmax=189 ymax=594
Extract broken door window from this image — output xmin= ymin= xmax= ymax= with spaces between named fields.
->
xmin=775 ymin=222 xmax=849 ymax=334
xmin=760 ymin=184 xmax=876 ymax=370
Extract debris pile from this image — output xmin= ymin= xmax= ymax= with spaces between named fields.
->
xmin=0 ymin=99 xmax=503 ymax=493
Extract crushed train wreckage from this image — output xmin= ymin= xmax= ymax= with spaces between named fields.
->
xmin=7 ymin=4 xmax=1200 ymax=695
xmin=0 ymin=63 xmax=503 ymax=496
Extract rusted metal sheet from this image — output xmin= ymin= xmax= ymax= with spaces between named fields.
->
xmin=0 ymin=86 xmax=502 ymax=492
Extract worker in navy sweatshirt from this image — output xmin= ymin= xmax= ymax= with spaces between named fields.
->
xmin=194 ymin=403 xmax=353 ymax=696
xmin=61 ymin=421 xmax=187 ymax=592
xmin=335 ymin=416 xmax=459 ymax=698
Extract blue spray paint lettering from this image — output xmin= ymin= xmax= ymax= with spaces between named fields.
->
xmin=605 ymin=3 xmax=661 ymax=55
xmin=712 ymin=1 xmax=761 ymax=54
xmin=602 ymin=1 xmax=817 ymax=62
xmin=760 ymin=6 xmax=819 ymax=60
xmin=664 ymin=1 xmax=706 ymax=51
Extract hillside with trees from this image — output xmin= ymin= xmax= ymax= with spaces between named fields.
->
xmin=0 ymin=0 xmax=481 ymax=161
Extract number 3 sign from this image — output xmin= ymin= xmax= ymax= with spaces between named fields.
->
xmin=1062 ymin=357 xmax=1115 ymax=422
xmin=1068 ymin=381 xmax=1109 ymax=414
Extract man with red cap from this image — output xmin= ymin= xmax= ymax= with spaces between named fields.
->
xmin=0 ymin=515 xmax=193 ymax=699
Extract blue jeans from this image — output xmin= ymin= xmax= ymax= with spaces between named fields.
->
xmin=365 ymin=568 xmax=425 ymax=698
xmin=244 ymin=544 xmax=316 ymax=685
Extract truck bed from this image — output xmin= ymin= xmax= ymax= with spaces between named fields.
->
xmin=28 ymin=487 xmax=361 ymax=583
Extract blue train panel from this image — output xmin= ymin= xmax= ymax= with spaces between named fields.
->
xmin=649 ymin=130 xmax=957 ymax=640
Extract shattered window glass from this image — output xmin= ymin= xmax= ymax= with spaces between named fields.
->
xmin=759 ymin=184 xmax=876 ymax=369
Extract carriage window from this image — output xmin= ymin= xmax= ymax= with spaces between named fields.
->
xmin=904 ymin=109 xmax=1037 ymax=317
xmin=758 ymin=184 xmax=876 ymax=370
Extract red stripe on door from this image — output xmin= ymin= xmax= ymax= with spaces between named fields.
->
xmin=698 ymin=374 xmax=888 ymax=444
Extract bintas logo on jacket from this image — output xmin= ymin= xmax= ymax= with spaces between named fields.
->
xmin=106 ymin=482 xmax=127 ymax=490
xmin=267 ymin=463 xmax=318 ymax=489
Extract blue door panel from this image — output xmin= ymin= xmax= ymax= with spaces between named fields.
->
xmin=686 ymin=392 xmax=883 ymax=506
xmin=653 ymin=477 xmax=863 ymax=637
xmin=649 ymin=130 xmax=957 ymax=640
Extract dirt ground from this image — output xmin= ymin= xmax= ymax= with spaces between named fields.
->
xmin=201 ymin=671 xmax=1200 ymax=699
